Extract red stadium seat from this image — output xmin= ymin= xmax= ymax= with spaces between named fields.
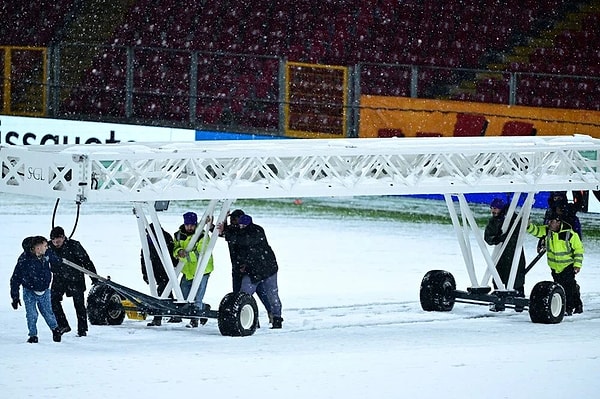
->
xmin=501 ymin=121 xmax=536 ymax=136
xmin=453 ymin=113 xmax=488 ymax=137
xmin=378 ymin=129 xmax=404 ymax=138
xmin=23 ymin=0 xmax=597 ymax=123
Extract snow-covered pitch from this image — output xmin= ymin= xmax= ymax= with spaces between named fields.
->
xmin=1 ymin=194 xmax=599 ymax=398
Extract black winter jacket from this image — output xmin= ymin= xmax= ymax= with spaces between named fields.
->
xmin=225 ymin=223 xmax=278 ymax=284
xmin=484 ymin=213 xmax=526 ymax=291
xmin=49 ymin=238 xmax=96 ymax=294
xmin=141 ymin=226 xmax=176 ymax=287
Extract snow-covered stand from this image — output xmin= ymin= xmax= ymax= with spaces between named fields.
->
xmin=2 ymin=135 xmax=600 ymax=333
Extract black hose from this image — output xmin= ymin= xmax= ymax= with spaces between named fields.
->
xmin=51 ymin=198 xmax=81 ymax=239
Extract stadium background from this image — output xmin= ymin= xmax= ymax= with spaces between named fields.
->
xmin=1 ymin=0 xmax=599 ymax=139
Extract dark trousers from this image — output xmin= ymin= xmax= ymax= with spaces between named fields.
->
xmin=240 ymin=273 xmax=281 ymax=317
xmin=151 ymin=279 xmax=170 ymax=323
xmin=51 ymin=289 xmax=88 ymax=333
xmin=552 ymin=265 xmax=583 ymax=312
xmin=233 ymin=271 xmax=272 ymax=314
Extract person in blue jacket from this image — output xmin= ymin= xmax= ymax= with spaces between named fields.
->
xmin=10 ymin=236 xmax=64 ymax=343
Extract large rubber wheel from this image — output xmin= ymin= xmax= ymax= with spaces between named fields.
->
xmin=217 ymin=292 xmax=258 ymax=337
xmin=87 ymin=283 xmax=126 ymax=326
xmin=529 ymin=281 xmax=565 ymax=324
xmin=420 ymin=270 xmax=456 ymax=311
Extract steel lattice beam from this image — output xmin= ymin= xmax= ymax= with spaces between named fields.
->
xmin=1 ymin=136 xmax=600 ymax=203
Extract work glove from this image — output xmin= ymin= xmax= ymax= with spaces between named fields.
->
xmin=537 ymin=237 xmax=546 ymax=253
xmin=11 ymin=298 xmax=21 ymax=310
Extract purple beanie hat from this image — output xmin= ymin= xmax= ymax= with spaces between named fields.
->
xmin=490 ymin=198 xmax=506 ymax=209
xmin=238 ymin=214 xmax=252 ymax=225
xmin=183 ymin=211 xmax=198 ymax=225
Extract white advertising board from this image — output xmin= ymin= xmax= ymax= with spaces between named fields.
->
xmin=0 ymin=115 xmax=195 ymax=145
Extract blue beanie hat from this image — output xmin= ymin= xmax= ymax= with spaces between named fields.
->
xmin=490 ymin=198 xmax=506 ymax=209
xmin=238 ymin=214 xmax=252 ymax=225
xmin=183 ymin=212 xmax=198 ymax=225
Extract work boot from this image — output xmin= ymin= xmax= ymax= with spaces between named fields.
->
xmin=77 ymin=330 xmax=87 ymax=337
xmin=52 ymin=327 xmax=62 ymax=342
xmin=147 ymin=317 xmax=162 ymax=326
xmin=27 ymin=336 xmax=38 ymax=343
xmin=271 ymin=316 xmax=283 ymax=329
xmin=574 ymin=304 xmax=583 ymax=314
xmin=60 ymin=326 xmax=72 ymax=334
xmin=199 ymin=304 xmax=210 ymax=325
xmin=186 ymin=319 xmax=199 ymax=328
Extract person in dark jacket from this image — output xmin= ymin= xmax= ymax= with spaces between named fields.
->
xmin=48 ymin=226 xmax=97 ymax=337
xmin=142 ymin=223 xmax=177 ymax=326
xmin=10 ymin=235 xmax=63 ymax=343
xmin=224 ymin=214 xmax=283 ymax=329
xmin=226 ymin=209 xmax=249 ymax=292
xmin=484 ymin=198 xmax=526 ymax=297
xmin=218 ymin=209 xmax=272 ymax=323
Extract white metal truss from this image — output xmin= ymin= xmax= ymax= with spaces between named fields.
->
xmin=2 ymin=135 xmax=600 ymax=305
xmin=1 ymin=135 xmax=599 ymax=203
xmin=135 ymin=199 xmax=233 ymax=304
xmin=446 ymin=192 xmax=536 ymax=293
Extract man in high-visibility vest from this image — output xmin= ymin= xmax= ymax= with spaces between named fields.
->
xmin=527 ymin=210 xmax=584 ymax=316
xmin=173 ymin=211 xmax=214 ymax=328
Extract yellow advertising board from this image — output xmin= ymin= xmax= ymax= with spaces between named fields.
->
xmin=359 ymin=96 xmax=600 ymax=138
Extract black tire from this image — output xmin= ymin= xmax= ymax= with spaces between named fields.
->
xmin=529 ymin=281 xmax=565 ymax=324
xmin=217 ymin=292 xmax=258 ymax=337
xmin=420 ymin=270 xmax=456 ymax=311
xmin=87 ymin=283 xmax=126 ymax=326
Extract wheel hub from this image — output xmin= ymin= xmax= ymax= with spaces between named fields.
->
xmin=239 ymin=304 xmax=254 ymax=329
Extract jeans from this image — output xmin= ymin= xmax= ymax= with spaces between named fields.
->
xmin=233 ymin=271 xmax=272 ymax=314
xmin=180 ymin=273 xmax=210 ymax=307
xmin=240 ymin=273 xmax=282 ymax=318
xmin=22 ymin=288 xmax=58 ymax=337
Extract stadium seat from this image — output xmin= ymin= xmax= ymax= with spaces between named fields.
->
xmin=453 ymin=113 xmax=488 ymax=137
xmin=377 ymin=129 xmax=404 ymax=138
xmin=416 ymin=132 xmax=443 ymax=137
xmin=6 ymin=0 xmax=597 ymax=125
xmin=501 ymin=121 xmax=536 ymax=136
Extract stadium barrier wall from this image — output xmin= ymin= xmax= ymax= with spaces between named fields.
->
xmin=359 ymin=96 xmax=600 ymax=138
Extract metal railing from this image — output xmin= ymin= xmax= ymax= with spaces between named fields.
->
xmin=1 ymin=43 xmax=599 ymax=137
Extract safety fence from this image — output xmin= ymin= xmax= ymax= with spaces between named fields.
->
xmin=1 ymin=43 xmax=599 ymax=138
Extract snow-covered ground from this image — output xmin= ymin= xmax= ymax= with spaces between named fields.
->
xmin=1 ymin=194 xmax=599 ymax=398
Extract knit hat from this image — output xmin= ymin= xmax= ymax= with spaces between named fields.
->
xmin=50 ymin=226 xmax=65 ymax=239
xmin=238 ymin=214 xmax=252 ymax=226
xmin=183 ymin=211 xmax=198 ymax=225
xmin=490 ymin=198 xmax=506 ymax=210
